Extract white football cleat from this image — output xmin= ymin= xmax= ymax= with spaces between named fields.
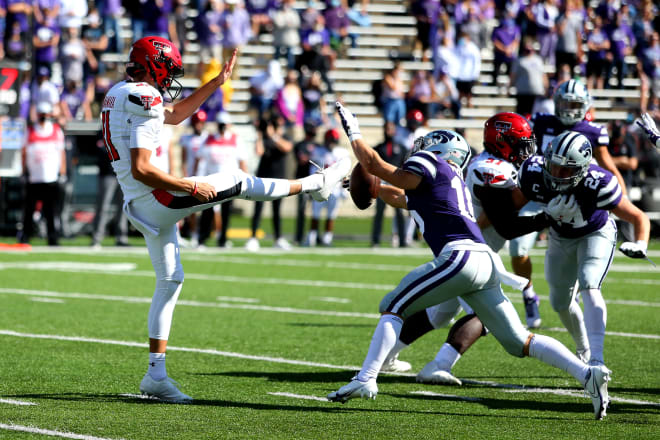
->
xmin=274 ymin=237 xmax=292 ymax=250
xmin=416 ymin=361 xmax=462 ymax=386
xmin=245 ymin=237 xmax=260 ymax=252
xmin=380 ymin=355 xmax=412 ymax=373
xmin=139 ymin=373 xmax=193 ymax=403
xmin=310 ymin=156 xmax=352 ymax=202
xmin=584 ymin=364 xmax=611 ymax=420
xmin=327 ymin=376 xmax=378 ymax=403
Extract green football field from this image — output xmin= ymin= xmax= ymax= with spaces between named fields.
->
xmin=0 ymin=237 xmax=659 ymax=439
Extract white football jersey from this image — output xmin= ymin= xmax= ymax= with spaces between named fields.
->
xmin=179 ymin=132 xmax=208 ymax=176
xmin=100 ymin=80 xmax=166 ymax=202
xmin=196 ymin=131 xmax=246 ymax=175
xmin=465 ymin=151 xmax=518 ymax=220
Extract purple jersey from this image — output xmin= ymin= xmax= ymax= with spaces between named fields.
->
xmin=531 ymin=113 xmax=610 ymax=153
xmin=403 ymin=150 xmax=485 ymax=256
xmin=519 ymin=156 xmax=622 ymax=238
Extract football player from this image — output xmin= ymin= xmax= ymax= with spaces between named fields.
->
xmin=531 ymin=79 xmax=627 ymax=196
xmin=381 ymin=113 xmax=545 ymax=385
xmin=329 ymin=102 xmax=612 ymax=420
xmin=102 ymin=36 xmax=351 ymax=402
xmin=518 ymin=131 xmax=650 ymax=368
xmin=636 ymin=112 xmax=660 ymax=150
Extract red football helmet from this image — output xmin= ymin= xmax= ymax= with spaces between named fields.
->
xmin=191 ymin=110 xmax=207 ymax=125
xmin=126 ymin=36 xmax=184 ymax=100
xmin=483 ymin=112 xmax=536 ymax=167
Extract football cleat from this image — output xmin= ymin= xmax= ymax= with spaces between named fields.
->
xmin=416 ymin=361 xmax=462 ymax=386
xmin=139 ymin=373 xmax=193 ymax=403
xmin=524 ymin=294 xmax=542 ymax=329
xmin=584 ymin=365 xmax=611 ymax=420
xmin=327 ymin=376 xmax=378 ymax=403
xmin=273 ymin=237 xmax=292 ymax=250
xmin=245 ymin=237 xmax=260 ymax=252
xmin=310 ymin=156 xmax=352 ymax=202
xmin=380 ymin=355 xmax=412 ymax=373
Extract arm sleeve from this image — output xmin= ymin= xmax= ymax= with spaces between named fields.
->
xmin=129 ymin=115 xmax=161 ymax=152
xmin=474 ymin=185 xmax=551 ymax=239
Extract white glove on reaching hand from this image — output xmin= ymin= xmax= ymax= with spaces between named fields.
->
xmin=619 ymin=240 xmax=648 ymax=259
xmin=636 ymin=113 xmax=660 ymax=150
xmin=543 ymin=194 xmax=579 ymax=222
xmin=335 ymin=102 xmax=362 ymax=142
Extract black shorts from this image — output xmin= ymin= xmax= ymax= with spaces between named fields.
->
xmin=555 ymin=51 xmax=577 ymax=70
xmin=586 ymin=57 xmax=607 ymax=77
xmin=456 ymin=80 xmax=474 ymax=95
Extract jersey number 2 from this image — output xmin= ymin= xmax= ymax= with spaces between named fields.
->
xmin=451 ymin=176 xmax=476 ymax=222
xmin=101 ymin=111 xmax=120 ymax=161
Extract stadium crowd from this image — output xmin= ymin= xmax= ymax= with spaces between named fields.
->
xmin=3 ymin=0 xmax=660 ymax=248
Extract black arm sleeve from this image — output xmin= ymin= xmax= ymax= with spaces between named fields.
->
xmin=474 ymin=185 xmax=551 ymax=240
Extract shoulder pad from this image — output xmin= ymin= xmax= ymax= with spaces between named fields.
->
xmin=403 ymin=150 xmax=438 ymax=179
xmin=124 ymin=83 xmax=164 ymax=118
xmin=469 ymin=158 xmax=518 ymax=189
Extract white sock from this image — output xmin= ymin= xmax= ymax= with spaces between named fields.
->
xmin=242 ymin=176 xmax=292 ymax=200
xmin=306 ymin=230 xmax=317 ymax=246
xmin=322 ymin=231 xmax=333 ymax=245
xmin=580 ymin=289 xmax=607 ymax=364
xmin=357 ymin=314 xmax=403 ymax=382
xmin=300 ymin=174 xmax=323 ymax=193
xmin=383 ymin=339 xmax=409 ymax=365
xmin=528 ymin=334 xmax=589 ymax=384
xmin=557 ymin=299 xmax=589 ymax=353
xmin=148 ymin=352 xmax=167 ymax=381
xmin=434 ymin=343 xmax=461 ymax=371
xmin=522 ymin=284 xmax=536 ymax=300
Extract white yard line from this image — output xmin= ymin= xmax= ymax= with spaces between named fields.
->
xmin=267 ymin=392 xmax=329 ymax=402
xmin=215 ymin=296 xmax=260 ymax=303
xmin=30 ymin=298 xmax=65 ymax=304
xmin=0 ymin=423 xmax=123 ymax=440
xmin=312 ymin=297 xmax=352 ymax=304
xmin=2 ymin=330 xmax=659 ymax=407
xmin=501 ymin=388 xmax=660 ymax=407
xmin=0 ymin=262 xmax=136 ymax=271
xmin=0 ymin=398 xmax=37 ymax=406
xmin=410 ymin=391 xmax=483 ymax=402
xmin=2 ymin=288 xmax=660 ymax=337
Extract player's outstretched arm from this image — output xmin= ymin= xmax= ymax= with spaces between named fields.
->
xmin=336 ymin=102 xmax=421 ymax=190
xmin=378 ymin=185 xmax=407 ymax=209
xmin=612 ymin=196 xmax=651 ymax=258
xmin=163 ymin=49 xmax=238 ymax=125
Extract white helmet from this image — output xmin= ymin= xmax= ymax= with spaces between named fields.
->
xmin=553 ymin=79 xmax=592 ymax=126
xmin=412 ymin=130 xmax=472 ymax=170
xmin=543 ymin=131 xmax=592 ymax=192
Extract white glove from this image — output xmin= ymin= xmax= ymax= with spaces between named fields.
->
xmin=335 ymin=102 xmax=362 ymax=142
xmin=543 ymin=194 xmax=579 ymax=222
xmin=619 ymin=240 xmax=648 ymax=259
xmin=636 ymin=113 xmax=660 ymax=150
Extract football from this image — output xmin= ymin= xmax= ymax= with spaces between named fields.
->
xmin=349 ymin=163 xmax=380 ymax=210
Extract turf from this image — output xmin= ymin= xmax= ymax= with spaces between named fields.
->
xmin=0 ymin=232 xmax=659 ymax=439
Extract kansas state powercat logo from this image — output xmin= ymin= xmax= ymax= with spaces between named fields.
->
xmin=152 ymin=40 xmax=172 ymax=53
xmin=494 ymin=121 xmax=512 ymax=132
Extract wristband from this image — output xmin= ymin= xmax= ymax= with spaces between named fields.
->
xmin=349 ymin=132 xmax=362 ymax=142
xmin=191 ymin=181 xmax=198 ymax=196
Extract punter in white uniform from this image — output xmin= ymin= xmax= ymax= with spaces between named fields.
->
xmin=102 ymin=36 xmax=350 ymax=402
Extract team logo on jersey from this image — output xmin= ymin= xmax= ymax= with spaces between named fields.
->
xmin=135 ymin=95 xmax=162 ymax=110
xmin=494 ymin=121 xmax=512 ymax=132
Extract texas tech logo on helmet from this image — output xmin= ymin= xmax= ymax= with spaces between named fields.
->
xmin=494 ymin=121 xmax=512 ymax=132
xmin=151 ymin=40 xmax=172 ymax=54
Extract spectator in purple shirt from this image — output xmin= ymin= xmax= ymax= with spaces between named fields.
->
xmin=220 ymin=0 xmax=252 ymax=79
xmin=300 ymin=0 xmax=320 ymax=32
xmin=144 ymin=0 xmax=172 ymax=39
xmin=324 ymin=0 xmax=355 ymax=50
xmin=586 ymin=15 xmax=610 ymax=90
xmin=491 ymin=10 xmax=520 ymax=86
xmin=33 ymin=13 xmax=60 ymax=73
xmin=6 ymin=0 xmax=31 ymax=34
xmin=82 ymin=9 xmax=108 ymax=78
xmin=99 ymin=0 xmax=123 ymax=53
xmin=245 ymin=0 xmax=277 ymax=38
xmin=606 ymin=11 xmax=635 ymax=89
xmin=195 ymin=0 xmax=223 ymax=75
xmin=60 ymin=79 xmax=91 ymax=122
xmin=34 ymin=0 xmax=59 ymax=26
xmin=0 ymin=0 xmax=6 ymax=60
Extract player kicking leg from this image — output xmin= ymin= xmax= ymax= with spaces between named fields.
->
xmin=329 ymin=103 xmax=611 ymax=419
xmin=101 ymin=37 xmax=351 ymax=402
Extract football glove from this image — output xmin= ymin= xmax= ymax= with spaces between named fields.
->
xmin=619 ymin=240 xmax=648 ymax=259
xmin=336 ymin=102 xmax=362 ymax=142
xmin=636 ymin=113 xmax=660 ymax=150
xmin=543 ymin=194 xmax=578 ymax=222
